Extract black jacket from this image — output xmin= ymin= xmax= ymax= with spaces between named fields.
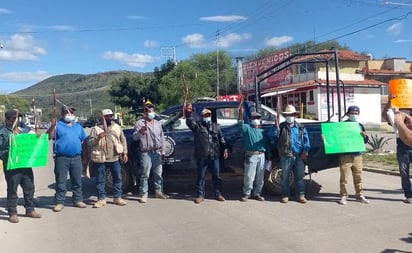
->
xmin=185 ymin=111 xmax=227 ymax=160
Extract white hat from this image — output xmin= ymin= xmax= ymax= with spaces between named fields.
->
xmin=102 ymin=109 xmax=113 ymax=116
xmin=282 ymin=105 xmax=297 ymax=115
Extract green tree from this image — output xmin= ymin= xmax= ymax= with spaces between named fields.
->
xmin=0 ymin=95 xmax=30 ymax=113
xmin=109 ymin=75 xmax=157 ymax=116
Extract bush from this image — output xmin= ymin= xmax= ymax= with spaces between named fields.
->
xmin=367 ymin=134 xmax=392 ymax=152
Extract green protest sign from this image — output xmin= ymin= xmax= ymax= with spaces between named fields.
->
xmin=7 ymin=133 xmax=49 ymax=170
xmin=321 ymin=122 xmax=366 ymax=154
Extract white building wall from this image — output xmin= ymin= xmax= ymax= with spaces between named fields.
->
xmin=309 ymin=86 xmax=381 ymax=126
xmin=350 ymin=87 xmax=381 ymax=127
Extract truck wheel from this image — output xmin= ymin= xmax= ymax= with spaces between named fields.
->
xmin=105 ymin=163 xmax=133 ymax=193
xmin=264 ymin=162 xmax=294 ymax=195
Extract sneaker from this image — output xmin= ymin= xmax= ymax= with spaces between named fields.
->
xmin=252 ymin=195 xmax=265 ymax=201
xmin=155 ymin=192 xmax=169 ymax=199
xmin=240 ymin=195 xmax=250 ymax=202
xmin=356 ymin=195 xmax=370 ymax=204
xmin=403 ymin=197 xmax=412 ymax=204
xmin=297 ymin=195 xmax=307 ymax=204
xmin=8 ymin=214 xmax=19 ymax=223
xmin=215 ymin=195 xmax=225 ymax=202
xmin=138 ymin=196 xmax=148 ymax=203
xmin=26 ymin=210 xmax=42 ymax=218
xmin=93 ymin=199 xmax=107 ymax=208
xmin=280 ymin=197 xmax=289 ymax=203
xmin=194 ymin=197 xmax=204 ymax=204
xmin=338 ymin=196 xmax=347 ymax=205
xmin=113 ymin=198 xmax=126 ymax=206
xmin=53 ymin=204 xmax=65 ymax=212
xmin=73 ymin=201 xmax=87 ymax=208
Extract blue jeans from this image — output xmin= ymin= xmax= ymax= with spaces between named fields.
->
xmin=196 ymin=158 xmax=222 ymax=198
xmin=139 ymin=151 xmax=163 ymax=197
xmin=95 ymin=160 xmax=122 ymax=199
xmin=280 ymin=155 xmax=305 ymax=198
xmin=54 ymin=155 xmax=83 ymax=204
xmin=4 ymin=168 xmax=35 ymax=215
xmin=243 ymin=153 xmax=265 ymax=196
xmin=396 ymin=138 xmax=412 ymax=198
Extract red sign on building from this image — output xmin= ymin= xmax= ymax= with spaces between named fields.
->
xmin=242 ymin=48 xmax=291 ymax=93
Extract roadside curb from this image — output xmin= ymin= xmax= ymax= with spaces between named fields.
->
xmin=364 ymin=167 xmax=412 ymax=178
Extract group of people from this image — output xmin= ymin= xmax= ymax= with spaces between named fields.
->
xmin=2 ymin=97 xmax=410 ymax=223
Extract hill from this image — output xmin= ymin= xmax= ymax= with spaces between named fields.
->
xmin=13 ymin=70 xmax=151 ymax=119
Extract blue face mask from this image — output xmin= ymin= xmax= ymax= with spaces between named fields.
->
xmin=285 ymin=116 xmax=294 ymax=123
xmin=202 ymin=117 xmax=211 ymax=124
xmin=148 ymin=112 xmax=156 ymax=120
xmin=251 ymin=119 xmax=260 ymax=126
xmin=64 ymin=114 xmax=75 ymax=123
xmin=349 ymin=114 xmax=359 ymax=122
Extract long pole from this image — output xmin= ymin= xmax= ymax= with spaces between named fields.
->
xmin=216 ymin=30 xmax=220 ymax=97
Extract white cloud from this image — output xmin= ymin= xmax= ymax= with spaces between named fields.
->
xmin=101 ymin=51 xmax=157 ymax=68
xmin=182 ymin=32 xmax=250 ymax=49
xmin=264 ymin=35 xmax=293 ymax=47
xmin=127 ymin=15 xmax=145 ymax=20
xmin=0 ymin=8 xmax=13 ymax=14
xmin=394 ymin=39 xmax=412 ymax=43
xmin=48 ymin=25 xmax=76 ymax=32
xmin=0 ymin=70 xmax=50 ymax=82
xmin=386 ymin=22 xmax=402 ymax=35
xmin=182 ymin=33 xmax=207 ymax=48
xmin=219 ymin=33 xmax=251 ymax=48
xmin=144 ymin=40 xmax=158 ymax=48
xmin=0 ymin=34 xmax=46 ymax=61
xmin=199 ymin=15 xmax=247 ymax=22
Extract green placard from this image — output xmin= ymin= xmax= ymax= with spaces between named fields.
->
xmin=7 ymin=133 xmax=49 ymax=170
xmin=321 ymin=122 xmax=366 ymax=154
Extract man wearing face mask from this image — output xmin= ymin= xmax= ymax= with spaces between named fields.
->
xmin=185 ymin=104 xmax=228 ymax=204
xmin=337 ymin=105 xmax=370 ymax=205
xmin=47 ymin=106 xmax=87 ymax=212
xmin=133 ymin=101 xmax=169 ymax=203
xmin=277 ymin=105 xmax=310 ymax=204
xmin=88 ymin=109 xmax=128 ymax=208
xmin=238 ymin=106 xmax=271 ymax=202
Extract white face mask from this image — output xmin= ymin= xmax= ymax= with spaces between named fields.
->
xmin=251 ymin=119 xmax=260 ymax=126
xmin=349 ymin=114 xmax=359 ymax=122
xmin=285 ymin=116 xmax=294 ymax=123
xmin=64 ymin=114 xmax=75 ymax=123
xmin=148 ymin=112 xmax=156 ymax=120
xmin=202 ymin=117 xmax=211 ymax=124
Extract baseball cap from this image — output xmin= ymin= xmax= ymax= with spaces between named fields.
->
xmin=201 ymin=108 xmax=212 ymax=116
xmin=102 ymin=109 xmax=113 ymax=116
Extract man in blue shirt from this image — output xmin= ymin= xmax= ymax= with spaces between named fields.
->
xmin=47 ymin=106 xmax=87 ymax=212
xmin=238 ymin=105 xmax=271 ymax=202
xmin=277 ymin=105 xmax=310 ymax=204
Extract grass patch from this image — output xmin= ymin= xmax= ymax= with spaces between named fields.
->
xmin=363 ymin=153 xmax=399 ymax=172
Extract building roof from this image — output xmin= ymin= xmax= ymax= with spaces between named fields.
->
xmin=294 ymin=49 xmax=369 ymax=62
xmin=262 ymin=78 xmax=385 ymax=95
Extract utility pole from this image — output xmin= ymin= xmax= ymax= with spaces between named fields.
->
xmin=161 ymin=46 xmax=177 ymax=65
xmin=216 ymin=30 xmax=220 ymax=97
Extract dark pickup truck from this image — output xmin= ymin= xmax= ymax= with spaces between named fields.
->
xmin=92 ymin=101 xmax=339 ymax=195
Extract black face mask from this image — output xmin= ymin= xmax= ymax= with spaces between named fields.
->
xmin=105 ymin=119 xmax=112 ymax=125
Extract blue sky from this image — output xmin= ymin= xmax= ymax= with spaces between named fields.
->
xmin=0 ymin=0 xmax=411 ymax=93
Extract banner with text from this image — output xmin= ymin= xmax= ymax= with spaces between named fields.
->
xmin=7 ymin=133 xmax=49 ymax=170
xmin=321 ymin=122 xmax=365 ymax=154
xmin=389 ymin=79 xmax=412 ymax=108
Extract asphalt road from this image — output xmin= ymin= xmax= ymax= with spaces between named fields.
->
xmin=0 ymin=141 xmax=412 ymax=253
